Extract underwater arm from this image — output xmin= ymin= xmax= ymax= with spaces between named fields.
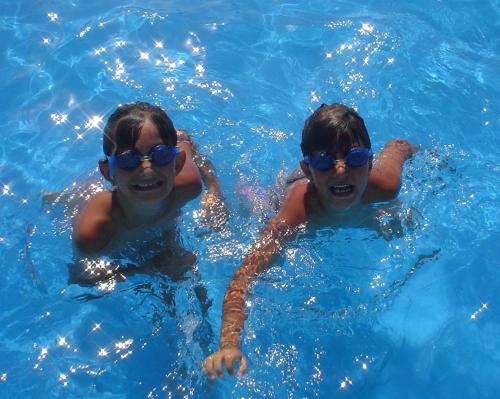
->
xmin=203 ymin=181 xmax=306 ymax=379
xmin=203 ymin=199 xmax=304 ymax=379
xmin=366 ymin=139 xmax=417 ymax=201
xmin=177 ymin=129 xmax=228 ymax=229
xmin=204 ymin=220 xmax=290 ymax=379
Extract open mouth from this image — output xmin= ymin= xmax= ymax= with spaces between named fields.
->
xmin=329 ymin=184 xmax=354 ymax=197
xmin=131 ymin=181 xmax=164 ymax=192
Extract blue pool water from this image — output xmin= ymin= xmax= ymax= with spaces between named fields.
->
xmin=1 ymin=0 xmax=499 ymax=397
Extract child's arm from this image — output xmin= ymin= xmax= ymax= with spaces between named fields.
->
xmin=364 ymin=139 xmax=416 ymax=202
xmin=176 ymin=129 xmax=228 ymax=229
xmin=203 ymin=182 xmax=307 ymax=379
xmin=72 ymin=192 xmax=116 ymax=254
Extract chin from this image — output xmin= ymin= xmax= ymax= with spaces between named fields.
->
xmin=330 ymin=202 xmax=356 ymax=212
xmin=327 ymin=192 xmax=362 ymax=212
xmin=128 ymin=185 xmax=173 ymax=204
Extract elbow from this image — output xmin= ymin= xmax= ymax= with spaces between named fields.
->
xmin=190 ymin=172 xmax=203 ymax=196
xmin=194 ymin=178 xmax=203 ymax=196
xmin=379 ymin=179 xmax=401 ymax=200
xmin=187 ymin=178 xmax=203 ymax=199
xmin=72 ymin=231 xmax=108 ymax=254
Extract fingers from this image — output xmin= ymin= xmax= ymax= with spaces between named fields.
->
xmin=203 ymin=353 xmax=224 ymax=380
xmin=223 ymin=354 xmax=235 ymax=375
xmin=212 ymin=353 xmax=224 ymax=378
xmin=204 ymin=350 xmax=247 ymax=380
xmin=203 ymin=355 xmax=216 ymax=381
xmin=237 ymin=355 xmax=248 ymax=376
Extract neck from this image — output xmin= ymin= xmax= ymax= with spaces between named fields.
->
xmin=115 ymin=190 xmax=175 ymax=228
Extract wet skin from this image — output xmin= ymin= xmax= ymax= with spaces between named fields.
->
xmin=302 ymin=146 xmax=371 ymax=212
xmin=112 ymin=119 xmax=179 ymax=210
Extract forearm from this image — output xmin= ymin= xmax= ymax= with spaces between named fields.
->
xmin=177 ymin=129 xmax=221 ymax=193
xmin=220 ymin=272 xmax=249 ymax=349
xmin=368 ymin=139 xmax=416 ymax=196
xmin=219 ymin=222 xmax=293 ymax=349
xmin=377 ymin=139 xmax=416 ymax=166
xmin=193 ymin=154 xmax=220 ymax=193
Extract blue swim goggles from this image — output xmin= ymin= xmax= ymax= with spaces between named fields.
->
xmin=304 ymin=147 xmax=372 ymax=171
xmin=107 ymin=144 xmax=180 ymax=174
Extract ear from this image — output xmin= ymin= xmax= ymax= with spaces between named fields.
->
xmin=174 ymin=150 xmax=186 ymax=175
xmin=300 ymin=160 xmax=313 ymax=179
xmin=99 ymin=159 xmax=114 ymax=183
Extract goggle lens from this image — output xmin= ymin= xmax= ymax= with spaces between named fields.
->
xmin=304 ymin=147 xmax=372 ymax=171
xmin=109 ymin=144 xmax=179 ymax=171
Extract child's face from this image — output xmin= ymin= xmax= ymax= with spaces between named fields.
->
xmin=302 ymin=144 xmax=370 ymax=212
xmin=110 ymin=119 xmax=180 ymax=205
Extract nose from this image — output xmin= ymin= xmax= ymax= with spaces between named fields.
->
xmin=139 ymin=157 xmax=154 ymax=173
xmin=333 ymin=160 xmax=348 ymax=175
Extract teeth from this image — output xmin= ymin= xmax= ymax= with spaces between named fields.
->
xmin=330 ymin=184 xmax=353 ymax=195
xmin=133 ymin=181 xmax=162 ymax=190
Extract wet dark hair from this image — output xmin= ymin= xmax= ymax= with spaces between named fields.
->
xmin=103 ymin=102 xmax=177 ymax=155
xmin=300 ymin=103 xmax=371 ymax=156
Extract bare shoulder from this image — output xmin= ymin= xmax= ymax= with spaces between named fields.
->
xmin=276 ymin=178 xmax=309 ymax=227
xmin=72 ymin=190 xmax=117 ymax=253
xmin=364 ymin=139 xmax=417 ymax=203
xmin=173 ymin=129 xmax=202 ymax=201
xmin=176 ymin=128 xmax=191 ymax=142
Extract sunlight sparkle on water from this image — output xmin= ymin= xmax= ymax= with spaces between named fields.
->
xmin=195 ymin=64 xmax=205 ymax=75
xmin=94 ymin=47 xmax=106 ymax=56
xmin=340 ymin=377 xmax=353 ymax=389
xmin=47 ymin=12 xmax=58 ymax=22
xmin=115 ymin=338 xmax=134 ymax=359
xmin=50 ymin=113 xmax=68 ymax=125
xmin=359 ymin=23 xmax=374 ymax=34
xmin=59 ymin=373 xmax=68 ymax=387
xmin=58 ymin=337 xmax=70 ymax=348
xmin=98 ymin=348 xmax=108 ymax=357
xmin=115 ymin=338 xmax=133 ymax=351
xmin=310 ymin=91 xmax=320 ymax=103
xmin=470 ymin=303 xmax=488 ymax=320
xmin=78 ymin=27 xmax=91 ymax=38
xmin=84 ymin=115 xmax=103 ymax=129
xmin=34 ymin=347 xmax=49 ymax=369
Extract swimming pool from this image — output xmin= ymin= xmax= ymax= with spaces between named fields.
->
xmin=1 ymin=0 xmax=499 ymax=397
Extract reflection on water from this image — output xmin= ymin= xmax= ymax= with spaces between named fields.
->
xmin=1 ymin=0 xmax=499 ymax=397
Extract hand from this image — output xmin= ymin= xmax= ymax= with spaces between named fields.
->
xmin=200 ymin=191 xmax=229 ymax=230
xmin=386 ymin=139 xmax=419 ymax=160
xmin=203 ymin=348 xmax=248 ymax=380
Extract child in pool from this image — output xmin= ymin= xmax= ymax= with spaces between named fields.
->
xmin=203 ymin=103 xmax=416 ymax=379
xmin=72 ymin=102 xmax=225 ymax=279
